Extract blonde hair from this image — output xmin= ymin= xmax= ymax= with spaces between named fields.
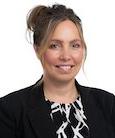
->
xmin=27 ymin=4 xmax=87 ymax=60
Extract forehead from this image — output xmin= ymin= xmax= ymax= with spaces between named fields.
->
xmin=51 ymin=20 xmax=81 ymax=40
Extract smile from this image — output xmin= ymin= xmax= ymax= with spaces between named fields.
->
xmin=55 ymin=65 xmax=75 ymax=71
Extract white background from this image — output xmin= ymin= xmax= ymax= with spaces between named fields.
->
xmin=0 ymin=0 xmax=115 ymax=97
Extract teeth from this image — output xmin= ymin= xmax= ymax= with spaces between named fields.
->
xmin=58 ymin=65 xmax=71 ymax=71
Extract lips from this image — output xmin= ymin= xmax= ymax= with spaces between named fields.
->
xmin=55 ymin=65 xmax=75 ymax=72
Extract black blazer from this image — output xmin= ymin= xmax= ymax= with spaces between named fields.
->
xmin=0 ymin=80 xmax=115 ymax=138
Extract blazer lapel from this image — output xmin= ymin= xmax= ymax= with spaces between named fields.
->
xmin=27 ymin=82 xmax=56 ymax=138
xmin=76 ymin=81 xmax=110 ymax=138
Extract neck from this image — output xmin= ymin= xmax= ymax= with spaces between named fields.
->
xmin=43 ymin=76 xmax=79 ymax=104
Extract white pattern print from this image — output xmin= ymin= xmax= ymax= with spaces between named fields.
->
xmin=49 ymin=97 xmax=89 ymax=138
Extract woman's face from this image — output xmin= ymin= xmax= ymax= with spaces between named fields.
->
xmin=41 ymin=20 xmax=85 ymax=83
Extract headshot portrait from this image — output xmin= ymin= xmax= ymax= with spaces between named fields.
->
xmin=0 ymin=0 xmax=115 ymax=138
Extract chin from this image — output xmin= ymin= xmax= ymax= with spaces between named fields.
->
xmin=52 ymin=74 xmax=76 ymax=83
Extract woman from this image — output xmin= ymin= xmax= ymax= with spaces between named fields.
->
xmin=0 ymin=4 xmax=115 ymax=138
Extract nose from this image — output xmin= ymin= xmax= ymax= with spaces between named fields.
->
xmin=59 ymin=47 xmax=71 ymax=61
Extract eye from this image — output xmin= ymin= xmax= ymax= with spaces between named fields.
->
xmin=71 ymin=43 xmax=80 ymax=48
xmin=49 ymin=43 xmax=61 ymax=49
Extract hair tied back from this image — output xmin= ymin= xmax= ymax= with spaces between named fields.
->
xmin=27 ymin=5 xmax=47 ymax=32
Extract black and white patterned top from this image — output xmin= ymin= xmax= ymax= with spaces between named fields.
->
xmin=47 ymin=97 xmax=89 ymax=138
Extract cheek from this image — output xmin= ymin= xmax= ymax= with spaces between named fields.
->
xmin=42 ymin=51 xmax=56 ymax=65
xmin=74 ymin=50 xmax=84 ymax=63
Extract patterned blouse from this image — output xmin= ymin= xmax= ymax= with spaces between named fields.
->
xmin=47 ymin=97 xmax=89 ymax=138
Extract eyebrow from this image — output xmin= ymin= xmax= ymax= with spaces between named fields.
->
xmin=50 ymin=39 xmax=81 ymax=43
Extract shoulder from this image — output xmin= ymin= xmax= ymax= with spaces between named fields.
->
xmin=76 ymin=80 xmax=115 ymax=102
xmin=80 ymin=84 xmax=115 ymax=115
xmin=0 ymin=76 xmax=44 ymax=113
xmin=81 ymin=84 xmax=115 ymax=104
xmin=0 ymin=82 xmax=42 ymax=134
xmin=80 ymin=85 xmax=115 ymax=132
xmin=78 ymin=81 xmax=115 ymax=99
xmin=87 ymin=86 xmax=114 ymax=102
xmin=0 ymin=83 xmax=37 ymax=116
xmin=0 ymin=84 xmax=34 ymax=104
xmin=0 ymin=79 xmax=45 ymax=129
xmin=76 ymin=79 xmax=114 ymax=107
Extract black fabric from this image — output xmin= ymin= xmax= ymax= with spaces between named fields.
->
xmin=0 ymin=79 xmax=115 ymax=138
xmin=47 ymin=97 xmax=89 ymax=138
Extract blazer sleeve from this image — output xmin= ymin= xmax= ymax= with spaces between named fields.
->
xmin=111 ymin=94 xmax=115 ymax=131
xmin=0 ymin=96 xmax=16 ymax=138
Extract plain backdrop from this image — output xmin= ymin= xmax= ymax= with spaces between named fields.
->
xmin=0 ymin=0 xmax=115 ymax=97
